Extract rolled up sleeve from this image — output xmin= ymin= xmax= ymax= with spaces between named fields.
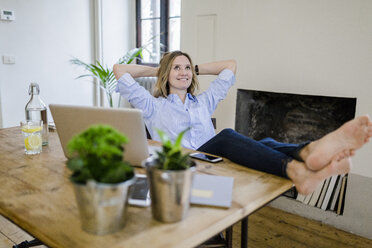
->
xmin=115 ymin=73 xmax=156 ymax=119
xmin=197 ymin=69 xmax=236 ymax=115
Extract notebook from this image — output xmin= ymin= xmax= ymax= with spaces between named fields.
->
xmin=190 ymin=174 xmax=234 ymax=208
xmin=128 ymin=174 xmax=234 ymax=208
xmin=49 ymin=104 xmax=150 ymax=167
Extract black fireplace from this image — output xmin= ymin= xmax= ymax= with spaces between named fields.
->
xmin=235 ymin=89 xmax=356 ymax=144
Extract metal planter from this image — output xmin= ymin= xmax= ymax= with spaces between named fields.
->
xmin=72 ymin=177 xmax=135 ymax=235
xmin=143 ymin=157 xmax=196 ymax=223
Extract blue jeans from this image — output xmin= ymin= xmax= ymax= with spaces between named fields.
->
xmin=197 ymin=129 xmax=309 ymax=178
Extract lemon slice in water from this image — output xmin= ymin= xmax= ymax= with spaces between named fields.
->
xmin=22 ymin=126 xmax=42 ymax=133
xmin=25 ymin=134 xmax=42 ymax=150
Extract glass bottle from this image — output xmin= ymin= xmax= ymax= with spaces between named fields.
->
xmin=25 ymin=83 xmax=49 ymax=145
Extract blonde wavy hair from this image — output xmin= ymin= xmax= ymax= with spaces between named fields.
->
xmin=153 ymin=51 xmax=199 ymax=98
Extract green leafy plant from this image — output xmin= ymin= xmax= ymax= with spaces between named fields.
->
xmin=70 ymin=47 xmax=143 ymax=108
xmin=67 ymin=125 xmax=134 ymax=184
xmin=155 ymin=128 xmax=191 ymax=170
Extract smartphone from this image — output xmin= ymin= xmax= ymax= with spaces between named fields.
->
xmin=128 ymin=174 xmax=151 ymax=207
xmin=189 ymin=152 xmax=223 ymax=163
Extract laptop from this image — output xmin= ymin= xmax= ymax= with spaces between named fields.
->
xmin=49 ymin=104 xmax=151 ymax=167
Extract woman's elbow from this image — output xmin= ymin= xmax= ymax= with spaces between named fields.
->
xmin=113 ymin=64 xmax=119 ymax=79
xmin=113 ymin=64 xmax=124 ymax=79
xmin=228 ymin=60 xmax=237 ymax=74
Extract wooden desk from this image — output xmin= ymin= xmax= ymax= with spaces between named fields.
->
xmin=0 ymin=127 xmax=292 ymax=248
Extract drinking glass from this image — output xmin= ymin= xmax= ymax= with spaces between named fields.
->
xmin=21 ymin=120 xmax=43 ymax=155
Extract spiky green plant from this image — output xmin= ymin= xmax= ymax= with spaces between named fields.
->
xmin=70 ymin=47 xmax=143 ymax=107
xmin=155 ymin=128 xmax=191 ymax=170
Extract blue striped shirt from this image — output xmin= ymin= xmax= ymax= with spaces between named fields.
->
xmin=115 ymin=69 xmax=236 ymax=150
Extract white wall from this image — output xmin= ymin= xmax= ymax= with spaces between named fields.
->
xmin=101 ymin=0 xmax=136 ymax=108
xmin=102 ymin=0 xmax=135 ymax=69
xmin=0 ymin=0 xmax=135 ymax=126
xmin=0 ymin=0 xmax=94 ymax=128
xmin=182 ymin=0 xmax=372 ymax=239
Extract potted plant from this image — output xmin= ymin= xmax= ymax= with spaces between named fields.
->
xmin=70 ymin=47 xmax=143 ymax=108
xmin=142 ymin=128 xmax=196 ymax=223
xmin=66 ymin=124 xmax=135 ymax=235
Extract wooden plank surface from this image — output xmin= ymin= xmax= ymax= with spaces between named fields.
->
xmin=0 ymin=213 xmax=48 ymax=248
xmin=0 ymin=127 xmax=292 ymax=248
xmin=245 ymin=206 xmax=372 ymax=248
xmin=0 ymin=214 xmax=33 ymax=243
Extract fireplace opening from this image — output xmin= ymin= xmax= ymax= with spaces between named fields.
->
xmin=235 ymin=89 xmax=356 ymax=214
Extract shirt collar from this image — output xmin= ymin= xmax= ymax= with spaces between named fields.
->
xmin=187 ymin=93 xmax=197 ymax=102
xmin=167 ymin=93 xmax=198 ymax=103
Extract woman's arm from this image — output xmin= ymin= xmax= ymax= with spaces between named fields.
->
xmin=196 ymin=60 xmax=237 ymax=113
xmin=113 ymin=64 xmax=158 ymax=80
xmin=198 ymin=60 xmax=237 ymax=76
xmin=114 ymin=64 xmax=157 ymax=119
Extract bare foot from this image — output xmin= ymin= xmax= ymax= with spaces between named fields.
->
xmin=304 ymin=115 xmax=372 ymax=170
xmin=334 ymin=149 xmax=355 ymax=161
xmin=287 ymin=158 xmax=351 ymax=195
xmin=323 ymin=157 xmax=352 ymax=176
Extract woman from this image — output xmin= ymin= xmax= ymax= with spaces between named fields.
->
xmin=114 ymin=51 xmax=372 ymax=195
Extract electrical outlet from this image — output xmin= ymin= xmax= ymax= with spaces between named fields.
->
xmin=1 ymin=10 xmax=15 ymax=21
xmin=2 ymin=56 xmax=16 ymax=64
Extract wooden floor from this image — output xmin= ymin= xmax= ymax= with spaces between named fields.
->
xmin=0 ymin=215 xmax=47 ymax=248
xmin=1 ymin=206 xmax=372 ymax=248
xmin=232 ymin=206 xmax=372 ymax=248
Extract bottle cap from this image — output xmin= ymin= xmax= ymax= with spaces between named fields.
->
xmin=28 ymin=82 xmax=40 ymax=95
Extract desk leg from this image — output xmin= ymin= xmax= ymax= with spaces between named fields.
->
xmin=241 ymin=217 xmax=248 ymax=248
xmin=226 ymin=226 xmax=233 ymax=248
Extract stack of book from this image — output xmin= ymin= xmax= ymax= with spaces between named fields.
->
xmin=295 ymin=174 xmax=348 ymax=215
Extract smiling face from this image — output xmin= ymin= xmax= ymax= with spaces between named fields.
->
xmin=153 ymin=51 xmax=199 ymax=98
xmin=168 ymin=55 xmax=193 ymax=95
